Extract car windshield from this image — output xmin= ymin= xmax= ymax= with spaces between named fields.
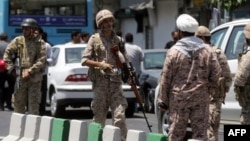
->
xmin=65 ymin=47 xmax=84 ymax=64
xmin=144 ymin=51 xmax=166 ymax=69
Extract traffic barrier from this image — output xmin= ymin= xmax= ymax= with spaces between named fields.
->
xmin=68 ymin=120 xmax=88 ymax=141
xmin=103 ymin=125 xmax=120 ymax=141
xmin=51 ymin=118 xmax=70 ymax=141
xmin=2 ymin=113 xmax=26 ymax=141
xmin=19 ymin=114 xmax=41 ymax=141
xmin=126 ymin=130 xmax=146 ymax=141
xmin=37 ymin=116 xmax=53 ymax=141
xmin=146 ymin=132 xmax=167 ymax=141
xmin=86 ymin=122 xmax=103 ymax=141
xmin=3 ymin=113 xmax=170 ymax=141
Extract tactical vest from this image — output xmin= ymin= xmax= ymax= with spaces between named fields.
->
xmin=87 ymin=33 xmax=128 ymax=82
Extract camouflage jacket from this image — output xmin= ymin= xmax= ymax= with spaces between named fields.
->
xmin=3 ymin=36 xmax=46 ymax=82
xmin=158 ymin=36 xmax=221 ymax=109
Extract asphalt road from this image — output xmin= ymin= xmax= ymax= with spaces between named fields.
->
xmin=0 ymin=108 xmax=226 ymax=140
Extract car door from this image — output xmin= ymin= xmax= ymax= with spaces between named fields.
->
xmin=211 ymin=23 xmax=246 ymax=122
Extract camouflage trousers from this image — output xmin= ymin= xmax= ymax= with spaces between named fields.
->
xmin=168 ymin=103 xmax=209 ymax=141
xmin=91 ymin=79 xmax=128 ymax=141
xmin=207 ymin=99 xmax=222 ymax=141
xmin=13 ymin=79 xmax=41 ymax=115
xmin=240 ymin=105 xmax=250 ymax=124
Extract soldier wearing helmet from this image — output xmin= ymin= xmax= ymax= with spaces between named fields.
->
xmin=81 ymin=9 xmax=129 ymax=141
xmin=195 ymin=25 xmax=232 ymax=141
xmin=3 ymin=18 xmax=46 ymax=115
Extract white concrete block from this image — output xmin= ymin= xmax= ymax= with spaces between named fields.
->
xmin=68 ymin=120 xmax=88 ymax=141
xmin=36 ymin=116 xmax=53 ymax=141
xmin=19 ymin=114 xmax=41 ymax=141
xmin=102 ymin=125 xmax=120 ymax=141
xmin=126 ymin=130 xmax=146 ymax=141
xmin=2 ymin=113 xmax=27 ymax=141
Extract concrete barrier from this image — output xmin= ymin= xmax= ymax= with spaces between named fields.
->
xmin=2 ymin=113 xmax=26 ymax=141
xmin=146 ymin=132 xmax=167 ymax=141
xmin=37 ymin=116 xmax=53 ymax=141
xmin=51 ymin=118 xmax=70 ymax=141
xmin=3 ymin=113 xmax=172 ymax=141
xmin=87 ymin=122 xmax=103 ymax=141
xmin=102 ymin=125 xmax=120 ymax=141
xmin=19 ymin=114 xmax=41 ymax=141
xmin=126 ymin=130 xmax=146 ymax=141
xmin=68 ymin=120 xmax=88 ymax=141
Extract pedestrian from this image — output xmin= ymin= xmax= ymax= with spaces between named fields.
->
xmin=164 ymin=30 xmax=179 ymax=49
xmin=3 ymin=18 xmax=46 ymax=115
xmin=234 ymin=22 xmax=250 ymax=124
xmin=124 ymin=32 xmax=143 ymax=77
xmin=81 ymin=9 xmax=129 ymax=141
xmin=81 ymin=32 xmax=90 ymax=44
xmin=0 ymin=32 xmax=14 ymax=111
xmin=157 ymin=14 xmax=221 ymax=141
xmin=195 ymin=25 xmax=232 ymax=141
xmin=65 ymin=31 xmax=81 ymax=44
xmin=34 ymin=27 xmax=53 ymax=116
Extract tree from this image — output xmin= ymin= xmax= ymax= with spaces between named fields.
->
xmin=210 ymin=0 xmax=247 ymax=11
xmin=210 ymin=0 xmax=247 ymax=20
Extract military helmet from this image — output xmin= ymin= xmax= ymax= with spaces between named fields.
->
xmin=95 ymin=9 xmax=114 ymax=28
xmin=21 ymin=18 xmax=38 ymax=28
xmin=195 ymin=26 xmax=211 ymax=37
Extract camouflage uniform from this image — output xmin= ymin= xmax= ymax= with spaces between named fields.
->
xmin=81 ymin=31 xmax=128 ymax=141
xmin=234 ymin=22 xmax=250 ymax=124
xmin=158 ymin=36 xmax=221 ymax=141
xmin=234 ymin=49 xmax=250 ymax=124
xmin=3 ymin=36 xmax=46 ymax=115
xmin=207 ymin=47 xmax=232 ymax=141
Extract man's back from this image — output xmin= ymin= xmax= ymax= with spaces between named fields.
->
xmin=161 ymin=37 xmax=221 ymax=108
xmin=125 ymin=42 xmax=143 ymax=75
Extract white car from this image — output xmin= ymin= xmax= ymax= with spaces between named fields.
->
xmin=139 ymin=49 xmax=167 ymax=113
xmin=154 ymin=19 xmax=250 ymax=137
xmin=47 ymin=44 xmax=136 ymax=117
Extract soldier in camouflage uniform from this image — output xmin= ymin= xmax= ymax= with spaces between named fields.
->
xmin=81 ymin=9 xmax=129 ymax=141
xmin=157 ymin=14 xmax=221 ymax=141
xmin=3 ymin=18 xmax=46 ymax=115
xmin=196 ymin=26 xmax=232 ymax=141
xmin=234 ymin=22 xmax=250 ymax=124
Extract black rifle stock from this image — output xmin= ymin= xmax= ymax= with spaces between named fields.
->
xmin=122 ymin=62 xmax=152 ymax=132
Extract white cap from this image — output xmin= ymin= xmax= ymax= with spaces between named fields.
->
xmin=176 ymin=14 xmax=199 ymax=33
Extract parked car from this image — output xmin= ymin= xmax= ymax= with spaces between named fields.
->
xmin=139 ymin=49 xmax=167 ymax=113
xmin=154 ymin=19 xmax=250 ymax=138
xmin=47 ymin=43 xmax=136 ymax=117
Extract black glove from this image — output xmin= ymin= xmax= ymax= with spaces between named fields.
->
xmin=158 ymin=102 xmax=168 ymax=110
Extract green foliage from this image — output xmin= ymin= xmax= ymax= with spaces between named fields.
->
xmin=210 ymin=0 xmax=247 ymax=11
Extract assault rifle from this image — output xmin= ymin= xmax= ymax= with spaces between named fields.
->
xmin=122 ymin=62 xmax=152 ymax=132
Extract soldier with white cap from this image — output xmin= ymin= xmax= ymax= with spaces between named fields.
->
xmin=196 ymin=25 xmax=232 ymax=141
xmin=81 ymin=9 xmax=129 ymax=141
xmin=234 ymin=22 xmax=250 ymax=124
xmin=157 ymin=14 xmax=221 ymax=141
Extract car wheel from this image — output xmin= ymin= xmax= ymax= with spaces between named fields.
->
xmin=125 ymin=100 xmax=135 ymax=118
xmin=50 ymin=90 xmax=65 ymax=117
xmin=158 ymin=110 xmax=169 ymax=135
xmin=143 ymin=87 xmax=154 ymax=113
